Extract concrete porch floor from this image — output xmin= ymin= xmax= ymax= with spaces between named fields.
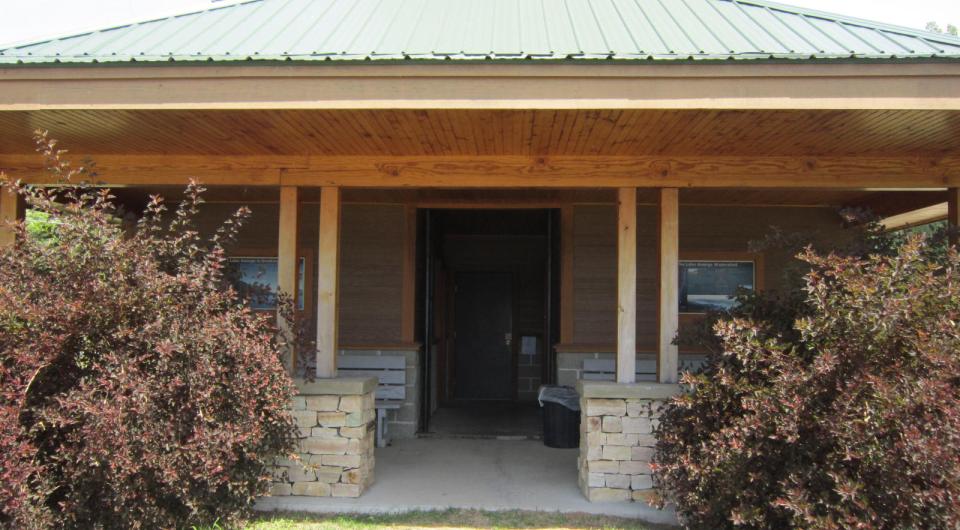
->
xmin=255 ymin=438 xmax=678 ymax=525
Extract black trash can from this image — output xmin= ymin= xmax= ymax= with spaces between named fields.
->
xmin=539 ymin=385 xmax=581 ymax=449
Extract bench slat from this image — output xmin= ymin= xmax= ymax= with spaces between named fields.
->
xmin=376 ymin=386 xmax=405 ymax=400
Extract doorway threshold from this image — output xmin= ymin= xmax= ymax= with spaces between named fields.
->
xmin=426 ymin=403 xmax=543 ymax=439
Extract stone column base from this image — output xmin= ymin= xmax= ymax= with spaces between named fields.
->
xmin=269 ymin=377 xmax=377 ymax=498
xmin=577 ymin=381 xmax=681 ymax=503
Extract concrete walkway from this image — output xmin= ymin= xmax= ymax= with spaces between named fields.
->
xmin=256 ymin=438 xmax=678 ymax=525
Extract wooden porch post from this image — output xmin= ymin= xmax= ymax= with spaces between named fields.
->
xmin=316 ymin=186 xmax=341 ymax=378
xmin=277 ymin=186 xmax=299 ymax=374
xmin=658 ymin=188 xmax=680 ymax=384
xmin=949 ymin=188 xmax=960 ymax=247
xmin=617 ymin=188 xmax=637 ymax=384
xmin=0 ymin=187 xmax=25 ymax=248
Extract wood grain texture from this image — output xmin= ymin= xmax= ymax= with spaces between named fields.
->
xmin=950 ymin=189 xmax=960 ymax=247
xmin=2 ymin=109 xmax=959 ymax=158
xmin=560 ymin=206 xmax=575 ymax=345
xmin=338 ymin=204 xmax=406 ymax=345
xmin=0 ymin=187 xmax=24 ymax=248
xmin=4 ymin=153 xmax=958 ymax=189
xmin=617 ymin=188 xmax=637 ymax=384
xmin=658 ymin=189 xmax=680 ymax=384
xmin=400 ymin=205 xmax=417 ymax=343
xmin=315 ymin=187 xmax=341 ymax=378
xmin=277 ymin=186 xmax=299 ymax=373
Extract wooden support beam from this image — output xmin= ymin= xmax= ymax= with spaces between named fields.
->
xmin=560 ymin=206 xmax=575 ymax=345
xmin=0 ymin=186 xmax=25 ymax=248
xmin=617 ymin=188 xmax=637 ymax=384
xmin=658 ymin=188 xmax=680 ymax=384
xmin=277 ymin=186 xmax=299 ymax=374
xmin=400 ymin=205 xmax=417 ymax=343
xmin=3 ymin=153 xmax=960 ymax=190
xmin=316 ymin=186 xmax=341 ymax=379
xmin=950 ymin=188 xmax=960 ymax=247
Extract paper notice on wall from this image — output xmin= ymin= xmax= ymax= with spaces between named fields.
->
xmin=521 ymin=336 xmax=538 ymax=356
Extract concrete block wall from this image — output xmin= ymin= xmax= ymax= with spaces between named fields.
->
xmin=517 ymin=349 xmax=542 ymax=402
xmin=577 ymin=381 xmax=680 ymax=504
xmin=269 ymin=378 xmax=377 ymax=498
xmin=557 ymin=352 xmax=612 ymax=387
xmin=340 ymin=348 xmax=420 ymax=439
xmin=557 ymin=351 xmax=704 ymax=387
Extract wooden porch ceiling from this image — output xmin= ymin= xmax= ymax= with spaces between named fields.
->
xmin=0 ymin=109 xmax=958 ymax=205
xmin=0 ymin=108 xmax=958 ymax=157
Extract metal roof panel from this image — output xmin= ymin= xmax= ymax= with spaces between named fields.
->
xmin=3 ymin=0 xmax=959 ymax=64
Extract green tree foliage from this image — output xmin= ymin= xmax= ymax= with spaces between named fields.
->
xmin=926 ymin=21 xmax=959 ymax=36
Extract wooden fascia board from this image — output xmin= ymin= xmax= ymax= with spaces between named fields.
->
xmin=2 ymin=154 xmax=959 ymax=189
xmin=1 ymin=63 xmax=960 ymax=111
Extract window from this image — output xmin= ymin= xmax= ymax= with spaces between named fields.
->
xmin=679 ymin=260 xmax=755 ymax=313
xmin=228 ymin=257 xmax=305 ymax=311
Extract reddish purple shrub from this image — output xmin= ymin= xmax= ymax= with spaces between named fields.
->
xmin=0 ymin=133 xmax=297 ymax=528
xmin=653 ymin=234 xmax=960 ymax=529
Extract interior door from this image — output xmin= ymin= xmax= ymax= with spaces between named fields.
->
xmin=453 ymin=272 xmax=513 ymax=401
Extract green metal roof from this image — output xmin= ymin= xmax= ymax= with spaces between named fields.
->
xmin=3 ymin=0 xmax=960 ymax=65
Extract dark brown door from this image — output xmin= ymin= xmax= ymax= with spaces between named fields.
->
xmin=453 ymin=272 xmax=513 ymax=401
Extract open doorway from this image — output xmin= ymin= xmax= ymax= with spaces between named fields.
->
xmin=421 ymin=209 xmax=560 ymax=438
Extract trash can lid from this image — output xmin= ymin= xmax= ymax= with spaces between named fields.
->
xmin=538 ymin=385 xmax=580 ymax=411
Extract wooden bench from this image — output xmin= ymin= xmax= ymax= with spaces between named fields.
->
xmin=581 ymin=355 xmax=707 ymax=382
xmin=337 ymin=355 xmax=406 ymax=448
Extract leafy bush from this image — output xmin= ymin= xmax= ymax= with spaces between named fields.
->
xmin=653 ymin=219 xmax=960 ymax=529
xmin=0 ymin=133 xmax=298 ymax=529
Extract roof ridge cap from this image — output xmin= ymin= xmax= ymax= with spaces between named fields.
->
xmin=0 ymin=0 xmax=261 ymax=51
xmin=731 ymin=0 xmax=960 ymax=45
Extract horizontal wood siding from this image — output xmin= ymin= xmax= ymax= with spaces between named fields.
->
xmin=572 ymin=206 xmax=617 ymax=345
xmin=571 ymin=204 xmax=848 ymax=349
xmin=339 ymin=204 xmax=406 ymax=345
xmin=196 ymin=202 xmax=404 ymax=346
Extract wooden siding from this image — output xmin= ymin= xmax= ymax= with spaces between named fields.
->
xmin=196 ymin=199 xmax=848 ymax=353
xmin=195 ymin=202 xmax=405 ymax=346
xmin=571 ymin=204 xmax=849 ymax=349
xmin=339 ymin=204 xmax=406 ymax=345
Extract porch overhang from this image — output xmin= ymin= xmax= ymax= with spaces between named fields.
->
xmin=2 ymin=63 xmax=960 ymax=111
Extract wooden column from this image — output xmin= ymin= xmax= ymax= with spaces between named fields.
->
xmin=400 ymin=205 xmax=417 ymax=344
xmin=559 ymin=205 xmax=575 ymax=345
xmin=658 ymin=188 xmax=680 ymax=384
xmin=316 ymin=186 xmax=341 ymax=379
xmin=277 ymin=186 xmax=299 ymax=374
xmin=949 ymin=188 xmax=960 ymax=247
xmin=0 ymin=187 xmax=25 ymax=248
xmin=617 ymin=188 xmax=637 ymax=384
